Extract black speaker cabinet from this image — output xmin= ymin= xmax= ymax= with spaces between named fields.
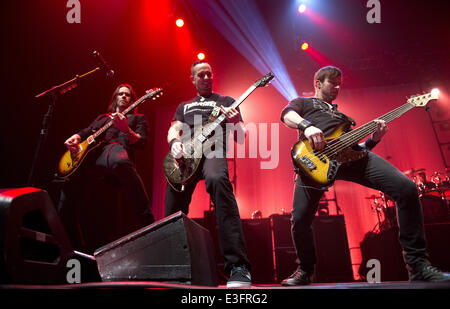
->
xmin=424 ymin=223 xmax=450 ymax=271
xmin=94 ymin=211 xmax=218 ymax=286
xmin=359 ymin=227 xmax=408 ymax=282
xmin=359 ymin=223 xmax=450 ymax=282
xmin=270 ymin=214 xmax=354 ymax=283
xmin=312 ymin=215 xmax=354 ymax=283
xmin=271 ymin=214 xmax=294 ymax=248
xmin=241 ymin=218 xmax=275 ymax=283
xmin=270 ymin=214 xmax=296 ymax=282
xmin=0 ymin=187 xmax=99 ymax=284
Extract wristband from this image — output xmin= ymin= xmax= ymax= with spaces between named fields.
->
xmin=364 ymin=138 xmax=379 ymax=150
xmin=169 ymin=138 xmax=181 ymax=149
xmin=297 ymin=119 xmax=313 ymax=131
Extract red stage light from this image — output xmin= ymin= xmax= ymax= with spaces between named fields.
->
xmin=298 ymin=4 xmax=307 ymax=14
xmin=197 ymin=52 xmax=206 ymax=60
xmin=301 ymin=42 xmax=309 ymax=51
xmin=175 ymin=18 xmax=184 ymax=27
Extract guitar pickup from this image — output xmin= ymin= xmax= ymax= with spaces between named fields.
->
xmin=299 ymin=155 xmax=316 ymax=171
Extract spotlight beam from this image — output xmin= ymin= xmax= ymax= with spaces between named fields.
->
xmin=185 ymin=0 xmax=298 ymax=101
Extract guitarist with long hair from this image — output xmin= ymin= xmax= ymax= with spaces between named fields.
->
xmin=58 ymin=84 xmax=155 ymax=249
xmin=280 ymin=66 xmax=450 ymax=285
xmin=165 ymin=60 xmax=251 ymax=288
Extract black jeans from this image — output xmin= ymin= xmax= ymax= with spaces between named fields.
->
xmin=291 ymin=152 xmax=427 ymax=273
xmin=165 ymin=156 xmax=250 ymax=274
xmin=58 ymin=143 xmax=155 ymax=248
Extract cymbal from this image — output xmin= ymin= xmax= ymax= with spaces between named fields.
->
xmin=403 ymin=168 xmax=425 ymax=175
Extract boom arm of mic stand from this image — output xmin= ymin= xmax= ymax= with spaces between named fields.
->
xmin=34 ymin=67 xmax=101 ymax=98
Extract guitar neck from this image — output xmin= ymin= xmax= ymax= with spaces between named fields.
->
xmin=337 ymin=101 xmax=415 ymax=146
xmin=90 ymin=89 xmax=160 ymax=140
xmin=201 ymin=84 xmax=257 ymax=137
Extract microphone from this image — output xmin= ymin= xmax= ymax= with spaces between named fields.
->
xmin=93 ymin=50 xmax=114 ymax=78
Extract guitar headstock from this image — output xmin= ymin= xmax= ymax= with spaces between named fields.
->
xmin=145 ymin=88 xmax=163 ymax=100
xmin=408 ymin=91 xmax=438 ymax=107
xmin=254 ymin=72 xmax=274 ymax=88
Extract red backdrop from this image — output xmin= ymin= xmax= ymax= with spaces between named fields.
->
xmin=151 ymin=66 xmax=449 ymax=279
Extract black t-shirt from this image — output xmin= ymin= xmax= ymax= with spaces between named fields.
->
xmin=172 ymin=93 xmax=243 ymax=149
xmin=280 ymin=97 xmax=354 ymax=139
xmin=77 ymin=113 xmax=148 ymax=161
xmin=173 ymin=93 xmax=242 ymax=125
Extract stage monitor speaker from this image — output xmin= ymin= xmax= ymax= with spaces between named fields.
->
xmin=94 ymin=211 xmax=218 ymax=286
xmin=241 ymin=218 xmax=275 ymax=283
xmin=0 ymin=187 xmax=99 ymax=284
xmin=312 ymin=215 xmax=354 ymax=283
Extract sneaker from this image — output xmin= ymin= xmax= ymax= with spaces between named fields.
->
xmin=409 ymin=264 xmax=450 ymax=282
xmin=281 ymin=267 xmax=312 ymax=286
xmin=227 ymin=266 xmax=252 ymax=288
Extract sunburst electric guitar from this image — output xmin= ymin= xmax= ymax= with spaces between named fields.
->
xmin=291 ymin=92 xmax=439 ymax=187
xmin=57 ymin=88 xmax=163 ymax=178
xmin=163 ymin=72 xmax=274 ymax=192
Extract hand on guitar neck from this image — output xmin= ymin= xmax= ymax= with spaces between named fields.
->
xmin=219 ymin=105 xmax=240 ymax=123
xmin=371 ymin=119 xmax=388 ymax=142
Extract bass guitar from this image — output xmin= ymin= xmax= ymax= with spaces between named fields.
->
xmin=163 ymin=73 xmax=274 ymax=191
xmin=291 ymin=91 xmax=438 ymax=186
xmin=57 ymin=88 xmax=163 ymax=178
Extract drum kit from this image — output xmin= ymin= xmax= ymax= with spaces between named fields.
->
xmin=406 ymin=167 xmax=450 ymax=223
xmin=367 ymin=168 xmax=450 ymax=229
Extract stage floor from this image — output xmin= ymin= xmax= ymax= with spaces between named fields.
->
xmin=1 ymin=281 xmax=450 ymax=289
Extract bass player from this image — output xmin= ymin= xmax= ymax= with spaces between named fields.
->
xmin=280 ymin=66 xmax=450 ymax=285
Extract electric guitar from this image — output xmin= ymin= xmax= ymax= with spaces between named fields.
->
xmin=57 ymin=88 xmax=163 ymax=178
xmin=163 ymin=72 xmax=274 ymax=192
xmin=291 ymin=92 xmax=439 ymax=186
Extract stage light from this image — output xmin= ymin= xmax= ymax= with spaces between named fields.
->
xmin=298 ymin=4 xmax=307 ymax=14
xmin=301 ymin=42 xmax=309 ymax=50
xmin=175 ymin=18 xmax=184 ymax=27
xmin=431 ymin=88 xmax=440 ymax=97
xmin=197 ymin=52 xmax=205 ymax=60
xmin=186 ymin=1 xmax=298 ymax=101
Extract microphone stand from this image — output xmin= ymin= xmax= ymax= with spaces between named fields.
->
xmin=27 ymin=66 xmax=103 ymax=187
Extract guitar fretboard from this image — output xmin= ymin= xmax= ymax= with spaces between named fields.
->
xmin=91 ymin=89 xmax=161 ymax=140
xmin=200 ymin=85 xmax=257 ymax=139
xmin=324 ymin=102 xmax=415 ymax=156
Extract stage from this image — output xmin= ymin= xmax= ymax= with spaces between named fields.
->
xmin=2 ymin=281 xmax=450 ymax=290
